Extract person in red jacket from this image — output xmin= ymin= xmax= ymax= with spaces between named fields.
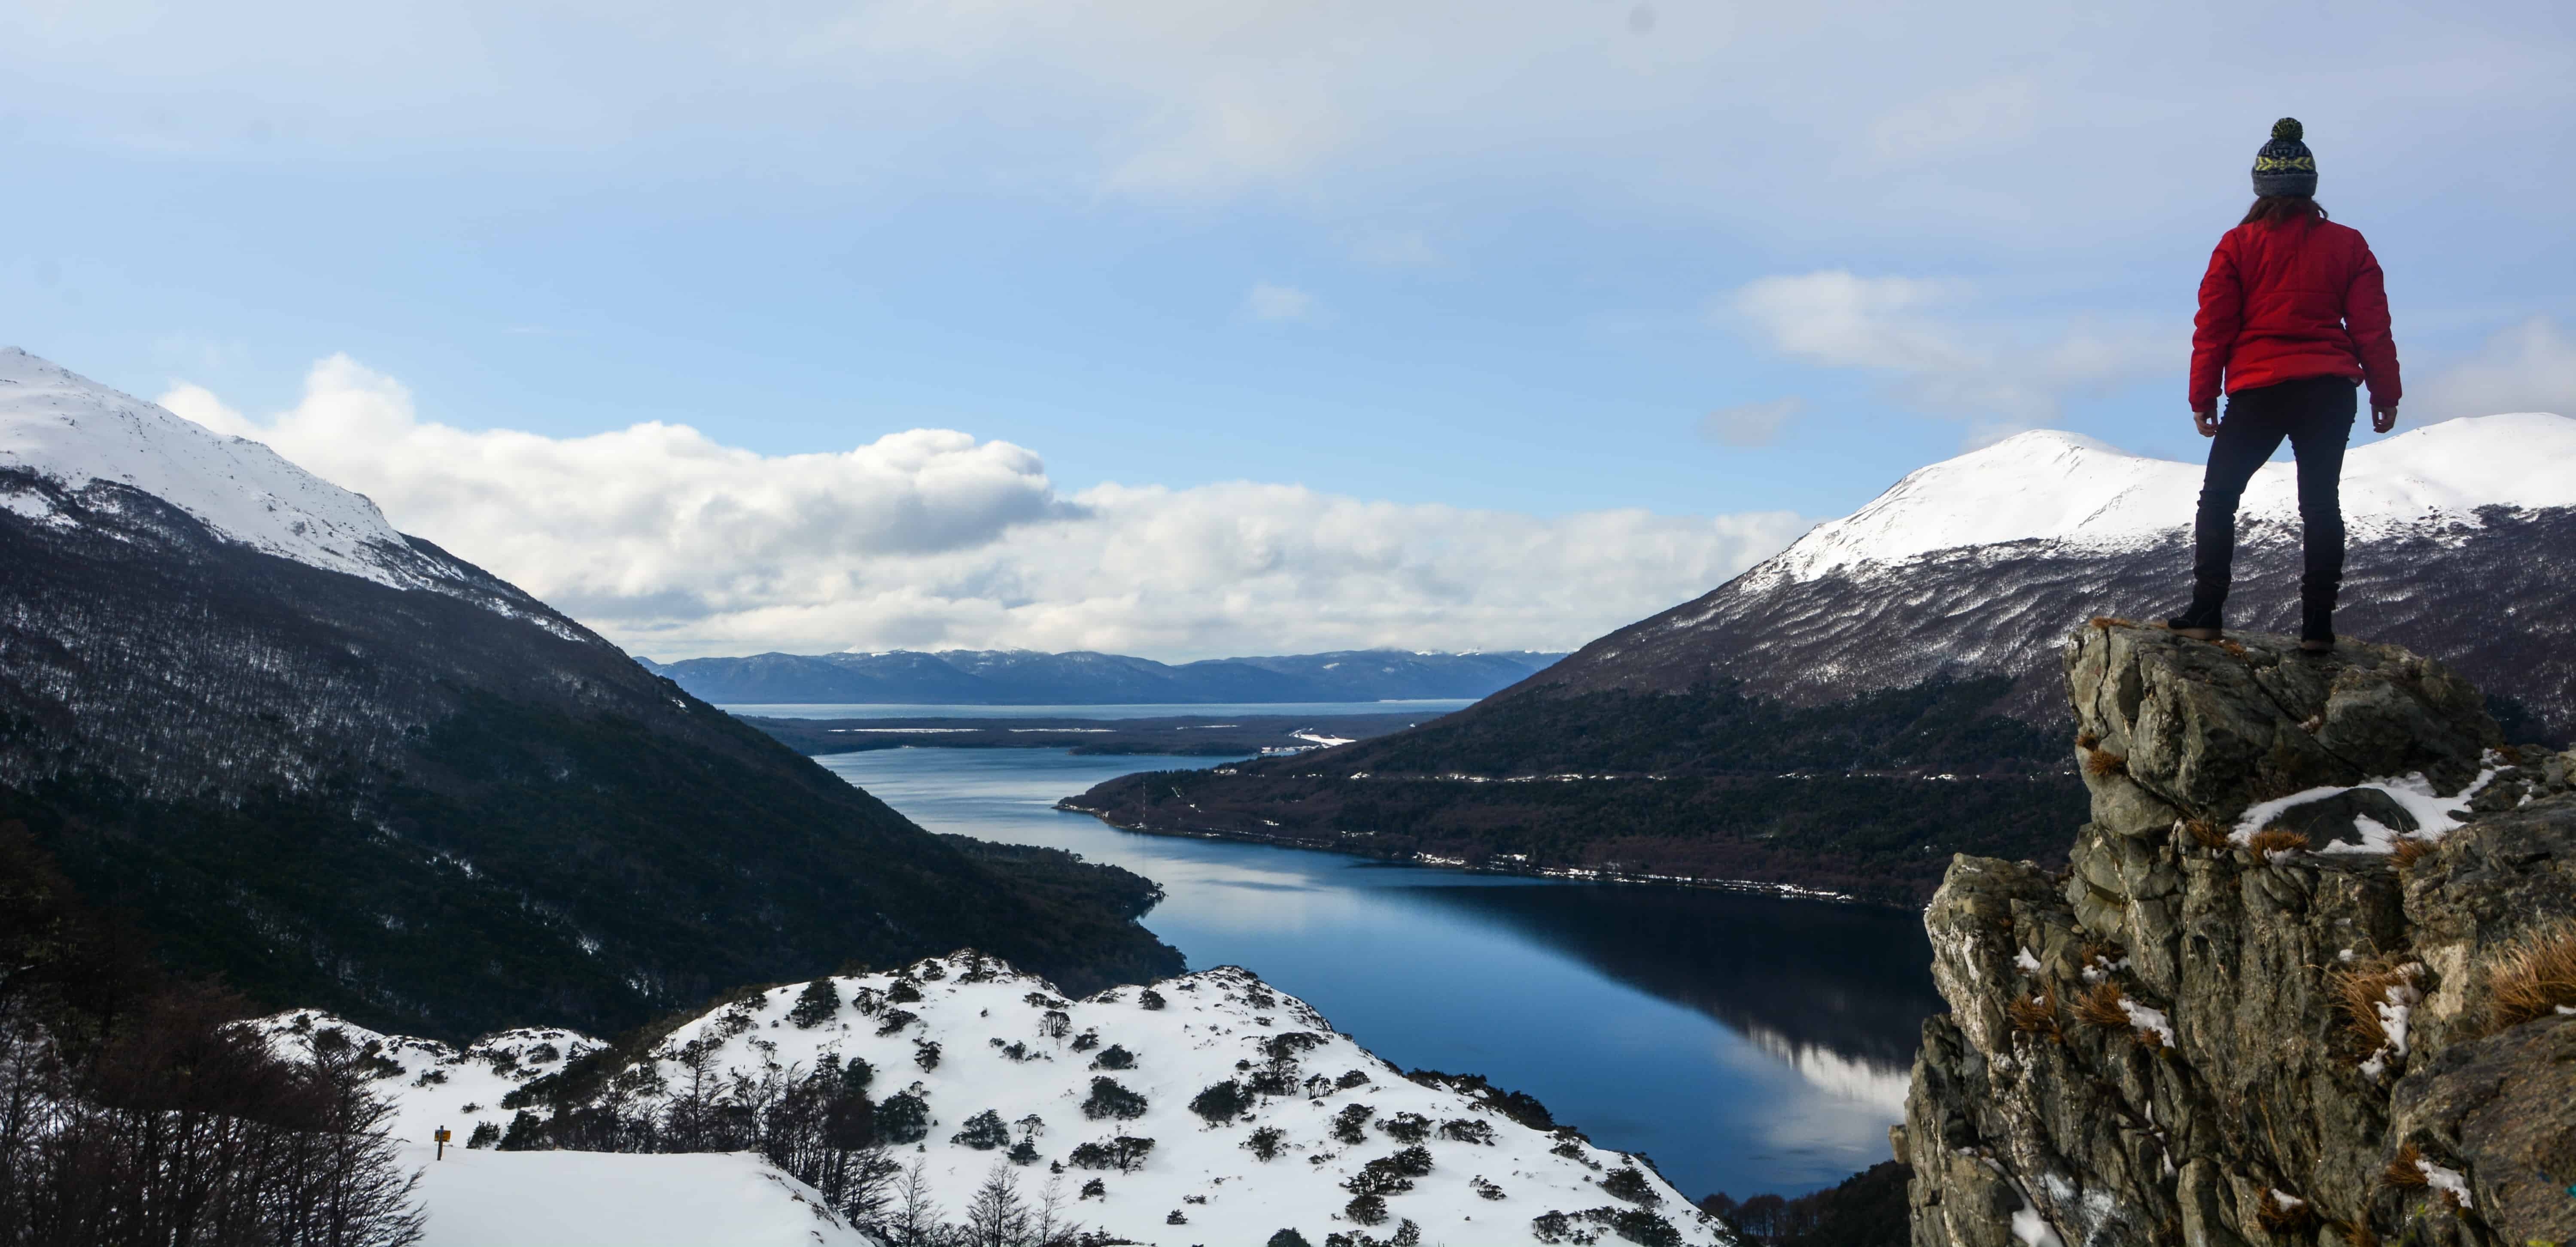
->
xmin=2168 ymin=118 xmax=2401 ymax=652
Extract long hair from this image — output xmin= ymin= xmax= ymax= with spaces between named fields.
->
xmin=2242 ymin=195 xmax=2328 ymax=226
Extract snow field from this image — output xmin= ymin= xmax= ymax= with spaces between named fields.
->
xmin=267 ymin=953 xmax=1730 ymax=1246
xmin=403 ymin=1147 xmax=879 ymax=1247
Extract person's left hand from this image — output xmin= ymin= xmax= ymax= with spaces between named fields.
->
xmin=2193 ymin=407 xmax=2220 ymax=438
xmin=2372 ymin=406 xmax=2398 ymax=434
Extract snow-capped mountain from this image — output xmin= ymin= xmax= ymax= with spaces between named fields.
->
xmin=267 ymin=952 xmax=1728 ymax=1247
xmin=1533 ymin=414 xmax=2576 ymax=733
xmin=0 ymin=347 xmax=1179 ymax=1039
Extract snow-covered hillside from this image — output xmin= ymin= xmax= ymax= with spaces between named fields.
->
xmin=0 ymin=346 xmax=580 ymax=634
xmin=1760 ymin=414 xmax=2576 ymax=585
xmin=265 ymin=953 xmax=1728 ymax=1247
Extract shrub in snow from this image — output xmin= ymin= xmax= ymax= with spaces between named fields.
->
xmin=1331 ymin=1102 xmax=1375 ymax=1144
xmin=1081 ymin=1076 xmax=1147 ymax=1120
xmin=1038 ymin=1009 xmax=1072 ymax=1042
xmin=952 ymin=1109 xmax=1009 ymax=1150
xmin=874 ymin=1008 xmax=918 ymax=1037
xmin=1089 ymin=1044 xmax=1136 ymax=1071
xmin=1268 ymin=1230 xmax=1315 ymax=1247
xmin=1472 ymin=1175 xmax=1505 ymax=1200
xmin=467 ymin=1120 xmax=501 ymax=1149
xmin=1006 ymin=1137 xmax=1040 ymax=1166
xmin=1138 ymin=989 xmax=1167 ymax=1010
xmin=1600 ymin=1165 xmax=1660 ymax=1205
xmin=1335 ymin=1069 xmax=1372 ymax=1089
xmin=887 ymin=978 xmax=924 ymax=1004
xmin=1022 ymin=990 xmax=1066 ymax=1009
xmin=1551 ymin=1137 xmax=1601 ymax=1168
xmin=1380 ymin=1111 xmax=1432 ymax=1143
xmin=1247 ymin=1067 xmax=1296 ymax=1097
xmin=1346 ymin=1193 xmax=1391 ymax=1225
xmin=917 ymin=960 xmax=946 ymax=981
xmin=1167 ymin=1209 xmax=1189 ymax=1224
xmin=877 ymin=1091 xmax=931 ymax=1144
xmin=1381 ymin=1145 xmax=1433 ymax=1177
xmin=786 ymin=979 xmax=840 ymax=1029
xmin=1533 ymin=1206 xmax=1682 ymax=1247
xmin=1069 ymin=1135 xmax=1156 ymax=1173
xmin=1328 ymin=1220 xmax=1423 ymax=1247
xmin=849 ymin=986 xmax=884 ymax=1016
xmin=913 ymin=1038 xmax=942 ymax=1071
xmin=1080 ymin=1177 xmax=1107 ymax=1199
xmin=1189 ymin=1079 xmax=1252 ymax=1124
xmin=1244 ymin=1125 xmax=1287 ymax=1161
xmin=1439 ymin=1118 xmax=1497 ymax=1145
xmin=1070 ymin=1029 xmax=1101 ymax=1053
xmin=1263 ymin=1031 xmax=1325 ymax=1061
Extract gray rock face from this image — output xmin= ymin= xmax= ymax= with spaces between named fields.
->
xmin=1900 ymin=624 xmax=2576 ymax=1247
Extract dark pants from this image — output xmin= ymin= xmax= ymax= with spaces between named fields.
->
xmin=2181 ymin=375 xmax=2357 ymax=640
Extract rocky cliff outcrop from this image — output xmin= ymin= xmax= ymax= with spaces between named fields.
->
xmin=1899 ymin=624 xmax=2576 ymax=1247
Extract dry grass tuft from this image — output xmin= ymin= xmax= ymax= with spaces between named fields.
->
xmin=2076 ymin=730 xmax=2101 ymax=751
xmin=2083 ymin=749 xmax=2129 ymax=779
xmin=2182 ymin=819 xmax=2229 ymax=850
xmin=2327 ymin=956 xmax=2418 ymax=1051
xmin=2246 ymin=826 xmax=2311 ymax=859
xmin=2218 ymin=639 xmax=2250 ymax=658
xmin=2497 ymin=743 xmax=2524 ymax=766
xmin=2005 ymin=987 xmax=2061 ymax=1039
xmin=2482 ymin=921 xmax=2576 ymax=1032
xmin=2381 ymin=1144 xmax=2427 ymax=1189
xmin=2388 ymin=837 xmax=2438 ymax=871
xmin=2089 ymin=616 xmax=2135 ymax=631
xmin=2334 ymin=1220 xmax=2378 ymax=1247
xmin=2254 ymin=1193 xmax=2317 ymax=1237
xmin=2074 ymin=980 xmax=2130 ymax=1029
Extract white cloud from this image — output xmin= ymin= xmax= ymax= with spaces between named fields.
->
xmin=1243 ymin=282 xmax=1320 ymax=322
xmin=1867 ymin=77 xmax=2039 ymax=166
xmin=164 ymin=358 xmax=1809 ymax=661
xmin=1699 ymin=397 xmax=1801 ymax=448
xmin=2413 ymin=316 xmax=2576 ymax=422
xmin=1724 ymin=270 xmax=2167 ymax=433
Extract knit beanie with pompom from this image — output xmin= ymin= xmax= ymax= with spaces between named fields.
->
xmin=2252 ymin=118 xmax=2317 ymax=197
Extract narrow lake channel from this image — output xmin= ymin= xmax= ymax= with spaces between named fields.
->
xmin=813 ymin=745 xmax=1941 ymax=1201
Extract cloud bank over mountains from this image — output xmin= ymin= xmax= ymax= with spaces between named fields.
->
xmin=164 ymin=359 xmax=1807 ymax=661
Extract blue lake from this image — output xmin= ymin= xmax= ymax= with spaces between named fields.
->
xmin=724 ymin=699 xmax=1476 ymax=720
xmin=813 ymin=745 xmax=1940 ymax=1202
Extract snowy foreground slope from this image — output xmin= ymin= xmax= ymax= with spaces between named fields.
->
xmin=262 ymin=954 xmax=1728 ymax=1247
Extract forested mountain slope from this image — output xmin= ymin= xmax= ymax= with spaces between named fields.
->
xmin=0 ymin=347 xmax=1178 ymax=1040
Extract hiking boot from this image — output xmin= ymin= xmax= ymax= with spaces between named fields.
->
xmin=2165 ymin=603 xmax=2223 ymax=642
xmin=2299 ymin=600 xmax=2335 ymax=653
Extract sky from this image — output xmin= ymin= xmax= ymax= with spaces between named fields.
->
xmin=7 ymin=0 xmax=2574 ymax=661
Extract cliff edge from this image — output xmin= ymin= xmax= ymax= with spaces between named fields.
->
xmin=1899 ymin=622 xmax=2576 ymax=1247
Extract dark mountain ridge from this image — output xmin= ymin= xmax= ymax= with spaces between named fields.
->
xmin=644 ymin=646 xmax=1564 ymax=705
xmin=0 ymin=350 xmax=1179 ymax=1041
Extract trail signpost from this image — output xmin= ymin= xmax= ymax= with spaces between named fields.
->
xmin=434 ymin=1126 xmax=451 ymax=1160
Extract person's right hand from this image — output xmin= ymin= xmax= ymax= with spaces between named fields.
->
xmin=2372 ymin=406 xmax=2398 ymax=434
xmin=2193 ymin=407 xmax=2220 ymax=438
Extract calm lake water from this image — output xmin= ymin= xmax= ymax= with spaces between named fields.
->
xmin=726 ymin=699 xmax=1476 ymax=720
xmin=813 ymin=746 xmax=1940 ymax=1201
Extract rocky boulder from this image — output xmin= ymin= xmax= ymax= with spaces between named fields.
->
xmin=1898 ymin=623 xmax=2576 ymax=1247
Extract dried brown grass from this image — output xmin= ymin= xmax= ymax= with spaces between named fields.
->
xmin=2080 ymin=939 xmax=2127 ymax=967
xmin=2005 ymin=987 xmax=2061 ymax=1039
xmin=2217 ymin=639 xmax=2250 ymax=658
xmin=2074 ymin=980 xmax=2130 ymax=1029
xmin=2089 ymin=616 xmax=2135 ymax=631
xmin=2254 ymin=1193 xmax=2317 ymax=1237
xmin=2388 ymin=837 xmax=2438 ymax=871
xmin=2327 ymin=956 xmax=2417 ymax=1051
xmin=2334 ymin=1220 xmax=2378 ymax=1247
xmin=2482 ymin=921 xmax=2576 ymax=1032
xmin=2381 ymin=1143 xmax=2427 ymax=1189
xmin=2082 ymin=749 xmax=2128 ymax=779
xmin=2181 ymin=819 xmax=2228 ymax=850
xmin=2075 ymin=730 xmax=2101 ymax=751
xmin=2246 ymin=826 xmax=2311 ymax=858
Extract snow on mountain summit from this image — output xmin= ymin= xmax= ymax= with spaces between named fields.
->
xmin=0 ymin=347 xmax=587 ymax=638
xmin=1761 ymin=413 xmax=2576 ymax=584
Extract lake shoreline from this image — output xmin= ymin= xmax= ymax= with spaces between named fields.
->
xmin=1052 ymin=797 xmax=1890 ymax=909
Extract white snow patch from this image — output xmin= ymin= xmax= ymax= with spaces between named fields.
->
xmin=2117 ymin=998 xmax=2175 ymax=1048
xmin=406 ymin=1147 xmax=881 ymax=1247
xmin=2229 ymin=767 xmax=2498 ymax=854
xmin=2415 ymin=1156 xmax=2475 ymax=1209
xmin=2015 ymin=949 xmax=2043 ymax=975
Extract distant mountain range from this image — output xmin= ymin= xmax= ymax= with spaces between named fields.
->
xmin=0 ymin=347 xmax=1179 ymax=1039
xmin=1070 ymin=416 xmax=2576 ymax=904
xmin=641 ymin=647 xmax=1565 ymax=705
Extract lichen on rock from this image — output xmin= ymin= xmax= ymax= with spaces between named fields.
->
xmin=1899 ymin=623 xmax=2576 ymax=1247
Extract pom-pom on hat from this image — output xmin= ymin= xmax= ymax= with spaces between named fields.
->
xmin=2252 ymin=117 xmax=2317 ymax=197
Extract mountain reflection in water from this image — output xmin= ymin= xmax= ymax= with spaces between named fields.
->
xmin=813 ymin=746 xmax=1941 ymax=1197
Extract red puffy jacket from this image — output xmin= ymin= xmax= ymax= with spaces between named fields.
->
xmin=2189 ymin=215 xmax=2400 ymax=413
